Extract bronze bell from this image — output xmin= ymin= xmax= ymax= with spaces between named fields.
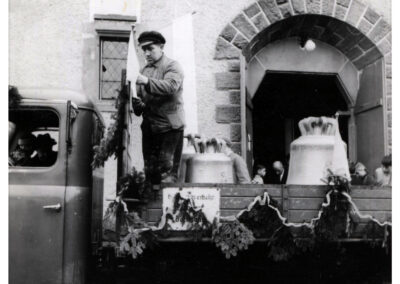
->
xmin=186 ymin=153 xmax=234 ymax=183
xmin=286 ymin=117 xmax=347 ymax=185
xmin=184 ymin=137 xmax=235 ymax=183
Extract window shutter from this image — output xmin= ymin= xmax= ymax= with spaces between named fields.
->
xmin=354 ymin=59 xmax=385 ymax=173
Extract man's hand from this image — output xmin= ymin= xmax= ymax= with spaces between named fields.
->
xmin=136 ymin=74 xmax=149 ymax=85
xmin=132 ymin=97 xmax=146 ymax=116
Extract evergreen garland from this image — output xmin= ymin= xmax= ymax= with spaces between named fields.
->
xmin=105 ymin=174 xmax=391 ymax=261
xmin=117 ymin=167 xmax=147 ymax=200
xmin=92 ymin=89 xmax=127 ymax=169
xmin=212 ymin=219 xmax=255 ymax=259
xmin=118 ymin=212 xmax=158 ymax=259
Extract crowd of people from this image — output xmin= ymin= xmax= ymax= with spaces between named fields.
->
xmin=248 ymin=154 xmax=391 ymax=186
xmin=9 ymin=133 xmax=58 ymax=167
xmin=349 ymin=155 xmax=392 ymax=186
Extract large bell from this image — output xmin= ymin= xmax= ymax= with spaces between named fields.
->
xmin=184 ymin=138 xmax=234 ymax=183
xmin=186 ymin=153 xmax=234 ymax=183
xmin=286 ymin=117 xmax=348 ymax=185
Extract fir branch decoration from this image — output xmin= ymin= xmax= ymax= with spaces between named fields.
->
xmin=103 ymin=172 xmax=391 ymax=261
xmin=267 ymin=225 xmax=297 ymax=261
xmin=212 ymin=219 xmax=255 ymax=259
xmin=119 ymin=212 xmax=158 ymax=259
xmin=117 ymin=167 xmax=147 ymax=200
xmin=92 ymin=90 xmax=127 ymax=169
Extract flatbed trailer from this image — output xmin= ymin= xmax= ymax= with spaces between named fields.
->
xmin=108 ymin=183 xmax=391 ymax=242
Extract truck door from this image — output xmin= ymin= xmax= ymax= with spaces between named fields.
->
xmin=9 ymin=103 xmax=68 ymax=284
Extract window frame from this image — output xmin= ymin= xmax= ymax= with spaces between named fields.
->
xmin=9 ymin=106 xmax=61 ymax=170
xmin=98 ymin=34 xmax=130 ymax=101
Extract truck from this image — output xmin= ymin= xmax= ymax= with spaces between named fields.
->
xmin=8 ymin=86 xmax=391 ymax=284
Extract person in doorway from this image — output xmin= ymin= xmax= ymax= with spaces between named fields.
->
xmin=252 ymin=164 xmax=266 ymax=184
xmin=132 ymin=31 xmax=185 ymax=185
xmin=272 ymin=161 xmax=288 ymax=184
xmin=374 ymin=154 xmax=391 ymax=186
xmin=31 ymin=134 xmax=58 ymax=167
xmin=221 ymin=138 xmax=251 ymax=184
xmin=9 ymin=133 xmax=36 ymax=166
xmin=351 ymin=162 xmax=375 ymax=186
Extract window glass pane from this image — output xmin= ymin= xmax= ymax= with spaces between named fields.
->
xmin=100 ymin=38 xmax=128 ymax=100
xmin=102 ymin=58 xmax=126 ymax=81
xmin=102 ymin=40 xmax=128 ymax=59
xmin=101 ymin=82 xmax=121 ymax=100
xmin=9 ymin=109 xmax=59 ymax=167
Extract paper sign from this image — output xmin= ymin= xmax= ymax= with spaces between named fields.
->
xmin=162 ymin=187 xmax=220 ymax=230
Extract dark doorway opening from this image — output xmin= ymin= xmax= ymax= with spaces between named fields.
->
xmin=252 ymin=72 xmax=348 ymax=183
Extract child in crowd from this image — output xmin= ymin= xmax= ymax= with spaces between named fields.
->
xmin=375 ymin=154 xmax=391 ymax=186
xmin=252 ymin=164 xmax=266 ymax=184
xmin=351 ymin=162 xmax=375 ymax=186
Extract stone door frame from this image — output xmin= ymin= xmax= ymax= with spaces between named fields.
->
xmin=214 ymin=0 xmax=392 ymax=160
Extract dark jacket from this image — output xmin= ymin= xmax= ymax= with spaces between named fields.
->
xmin=136 ymin=54 xmax=185 ymax=133
xmin=351 ymin=174 xmax=375 ymax=186
xmin=270 ymin=169 xmax=288 ymax=184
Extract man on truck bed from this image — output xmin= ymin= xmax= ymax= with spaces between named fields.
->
xmin=132 ymin=31 xmax=185 ymax=186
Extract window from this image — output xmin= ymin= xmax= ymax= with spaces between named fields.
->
xmin=9 ymin=109 xmax=59 ymax=167
xmin=99 ymin=37 xmax=129 ymax=100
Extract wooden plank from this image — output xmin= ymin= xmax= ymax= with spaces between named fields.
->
xmin=144 ymin=186 xmax=391 ymax=210
xmin=220 ymin=186 xmax=281 ymax=197
xmin=220 ymin=210 xmax=242 ymax=217
xmin=221 ymin=197 xmax=282 ymax=210
xmin=289 ymin=197 xmax=391 ymax=211
xmin=351 ymin=211 xmax=392 ymax=223
xmin=350 ymin=188 xmax=392 ymax=198
xmin=287 ymin=185 xmax=327 ymax=197
xmin=351 ymin=198 xmax=391 ymax=211
xmin=289 ymin=198 xmax=325 ymax=210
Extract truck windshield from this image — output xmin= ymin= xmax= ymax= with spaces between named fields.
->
xmin=9 ymin=109 xmax=59 ymax=167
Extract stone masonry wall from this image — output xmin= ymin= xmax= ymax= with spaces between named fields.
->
xmin=213 ymin=0 xmax=392 ymax=154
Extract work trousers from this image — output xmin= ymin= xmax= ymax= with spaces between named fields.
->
xmin=142 ymin=122 xmax=183 ymax=184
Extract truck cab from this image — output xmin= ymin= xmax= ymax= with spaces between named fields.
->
xmin=9 ymin=89 xmax=105 ymax=284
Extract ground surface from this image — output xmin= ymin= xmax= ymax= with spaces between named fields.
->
xmin=90 ymin=243 xmax=391 ymax=284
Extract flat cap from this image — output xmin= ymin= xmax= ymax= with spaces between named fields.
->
xmin=138 ymin=31 xmax=166 ymax=47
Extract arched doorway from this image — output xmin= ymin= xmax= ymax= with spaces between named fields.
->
xmin=215 ymin=7 xmax=391 ymax=175
xmin=251 ymin=71 xmax=350 ymax=181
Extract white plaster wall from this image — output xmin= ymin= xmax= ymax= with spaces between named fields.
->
xmin=9 ymin=0 xmax=89 ymax=91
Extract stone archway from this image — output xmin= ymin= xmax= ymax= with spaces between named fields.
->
xmin=213 ymin=0 xmax=391 ymax=158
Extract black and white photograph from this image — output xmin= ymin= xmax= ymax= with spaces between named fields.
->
xmin=6 ymin=0 xmax=395 ymax=283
